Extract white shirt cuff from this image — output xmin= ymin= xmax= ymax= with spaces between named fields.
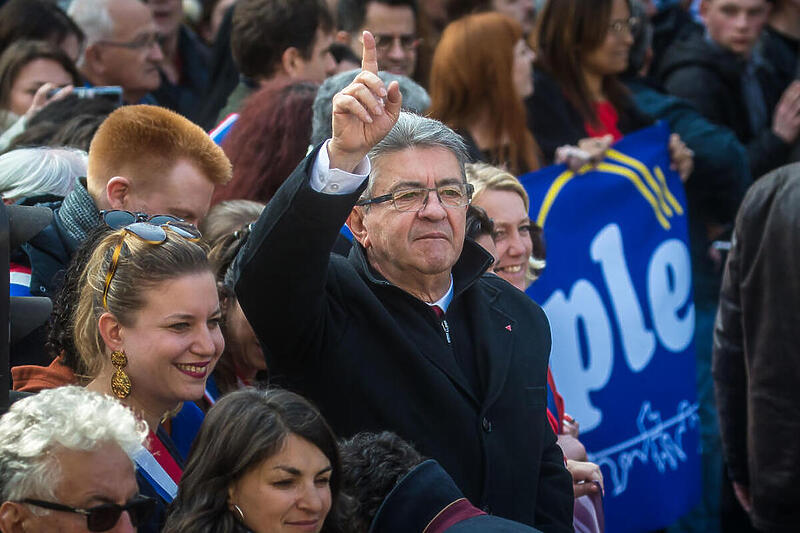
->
xmin=310 ymin=139 xmax=371 ymax=194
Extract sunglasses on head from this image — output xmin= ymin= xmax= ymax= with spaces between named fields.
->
xmin=20 ymin=496 xmax=156 ymax=531
xmin=101 ymin=211 xmax=203 ymax=309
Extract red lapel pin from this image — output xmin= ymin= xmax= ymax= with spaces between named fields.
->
xmin=505 ymin=324 xmax=512 ymax=332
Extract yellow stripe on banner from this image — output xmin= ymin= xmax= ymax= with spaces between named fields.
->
xmin=654 ymin=166 xmax=684 ymax=215
xmin=535 ymin=168 xmax=575 ymax=228
xmin=606 ymin=149 xmax=672 ymax=217
xmin=595 ymin=162 xmax=671 ymax=230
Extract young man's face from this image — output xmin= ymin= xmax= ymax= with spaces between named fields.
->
xmin=701 ymin=0 xmax=770 ymax=56
xmin=354 ymin=2 xmax=418 ymax=76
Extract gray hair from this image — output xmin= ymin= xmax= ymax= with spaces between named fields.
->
xmin=0 ymin=386 xmax=147 ymax=507
xmin=364 ymin=111 xmax=469 ymax=199
xmin=311 ymin=69 xmax=431 ymax=146
xmin=0 ymin=147 xmax=86 ymax=201
xmin=68 ymin=0 xmax=116 ymax=65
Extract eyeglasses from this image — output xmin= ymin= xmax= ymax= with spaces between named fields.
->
xmin=357 ymin=183 xmax=474 ymax=212
xmin=608 ymin=16 xmax=640 ymax=35
xmin=373 ymin=33 xmax=421 ymax=52
xmin=101 ymin=210 xmax=194 ymax=230
xmin=95 ymin=32 xmax=162 ymax=51
xmin=101 ymin=212 xmax=202 ymax=309
xmin=19 ymin=496 xmax=156 ymax=531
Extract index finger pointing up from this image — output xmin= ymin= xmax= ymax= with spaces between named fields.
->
xmin=361 ymin=30 xmax=379 ymax=74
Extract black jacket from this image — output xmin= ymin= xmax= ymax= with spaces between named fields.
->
xmin=526 ymin=70 xmax=652 ymax=164
xmin=658 ymin=31 xmax=789 ymax=178
xmin=757 ymin=25 xmax=798 ymax=94
xmin=234 ymin=148 xmax=573 ymax=531
xmin=712 ymin=163 xmax=800 ymax=533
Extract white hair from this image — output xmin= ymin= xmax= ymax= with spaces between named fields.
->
xmin=0 ymin=147 xmax=86 ymax=201
xmin=67 ymin=0 xmax=116 ymax=65
xmin=0 ymin=386 xmax=148 ymax=508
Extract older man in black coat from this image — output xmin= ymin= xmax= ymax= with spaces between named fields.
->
xmin=234 ymin=32 xmax=573 ymax=531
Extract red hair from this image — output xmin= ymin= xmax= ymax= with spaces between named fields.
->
xmin=428 ymin=12 xmax=539 ymax=175
xmin=214 ymin=80 xmax=318 ymax=205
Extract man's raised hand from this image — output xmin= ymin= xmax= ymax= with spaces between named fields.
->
xmin=328 ymin=31 xmax=402 ymax=173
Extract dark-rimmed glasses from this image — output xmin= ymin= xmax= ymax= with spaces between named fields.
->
xmin=19 ymin=496 xmax=156 ymax=531
xmin=101 ymin=216 xmax=202 ymax=309
xmin=101 ymin=210 xmax=190 ymax=230
xmin=356 ymin=183 xmax=474 ymax=212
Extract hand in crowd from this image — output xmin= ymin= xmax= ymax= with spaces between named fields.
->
xmin=557 ymin=433 xmax=587 ymax=462
xmin=24 ymin=83 xmax=73 ymax=120
xmin=328 ymin=30 xmax=402 ymax=173
xmin=771 ymin=80 xmax=800 ymax=145
xmin=732 ymin=481 xmax=752 ymax=513
xmin=555 ymin=135 xmax=614 ymax=172
xmin=561 ymin=413 xmax=580 ymax=438
xmin=567 ymin=459 xmax=604 ymax=498
xmin=668 ymin=133 xmax=693 ymax=182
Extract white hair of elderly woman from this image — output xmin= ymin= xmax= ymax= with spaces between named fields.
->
xmin=0 ymin=386 xmax=147 ymax=507
xmin=0 ymin=146 xmax=86 ymax=202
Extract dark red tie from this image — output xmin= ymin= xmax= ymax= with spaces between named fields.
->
xmin=431 ymin=305 xmax=444 ymax=320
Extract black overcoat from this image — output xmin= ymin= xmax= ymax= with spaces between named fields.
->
xmin=234 ymin=148 xmax=573 ymax=531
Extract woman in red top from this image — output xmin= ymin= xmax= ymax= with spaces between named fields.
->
xmin=529 ymin=0 xmax=693 ymax=178
xmin=73 ymin=217 xmax=224 ymax=532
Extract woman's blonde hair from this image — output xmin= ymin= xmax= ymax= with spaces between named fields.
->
xmin=466 ymin=162 xmax=546 ymax=285
xmin=73 ymin=227 xmax=211 ymax=378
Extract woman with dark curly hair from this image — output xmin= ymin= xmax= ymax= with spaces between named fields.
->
xmin=164 ymin=388 xmax=341 ymax=533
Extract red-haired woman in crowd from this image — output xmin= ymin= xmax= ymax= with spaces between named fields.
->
xmin=213 ymin=80 xmax=318 ymax=205
xmin=428 ymin=12 xmax=539 ymax=176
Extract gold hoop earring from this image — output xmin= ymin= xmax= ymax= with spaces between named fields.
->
xmin=233 ymin=504 xmax=245 ymax=522
xmin=110 ymin=350 xmax=131 ymax=399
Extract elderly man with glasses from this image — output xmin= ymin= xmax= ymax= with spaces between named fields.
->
xmin=68 ymin=0 xmax=164 ymax=105
xmin=0 ymin=386 xmax=153 ymax=532
xmin=234 ymin=32 xmax=573 ymax=531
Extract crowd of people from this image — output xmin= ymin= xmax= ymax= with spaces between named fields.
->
xmin=0 ymin=0 xmax=797 ymax=532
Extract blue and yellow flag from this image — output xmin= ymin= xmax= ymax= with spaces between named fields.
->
xmin=519 ymin=122 xmax=701 ymax=532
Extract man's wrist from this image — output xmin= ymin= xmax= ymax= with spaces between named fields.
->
xmin=327 ymin=140 xmax=368 ymax=174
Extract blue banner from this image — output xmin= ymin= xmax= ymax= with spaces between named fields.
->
xmin=518 ymin=123 xmax=701 ymax=532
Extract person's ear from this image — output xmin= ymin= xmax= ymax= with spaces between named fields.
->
xmin=98 ymin=311 xmax=124 ymax=353
xmin=106 ymin=176 xmax=132 ymax=210
xmin=82 ymin=44 xmax=105 ymax=74
xmin=0 ymin=501 xmax=30 ymax=533
xmin=281 ymin=46 xmax=304 ymax=78
xmin=347 ymin=207 xmax=370 ymax=248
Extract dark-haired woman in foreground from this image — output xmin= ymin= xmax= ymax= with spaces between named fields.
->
xmin=164 ymin=388 xmax=341 ymax=533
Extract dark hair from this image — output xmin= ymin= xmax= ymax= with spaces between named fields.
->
xmin=0 ymin=0 xmax=84 ymax=58
xmin=216 ymin=80 xmax=318 ymax=204
xmin=0 ymin=40 xmax=81 ymax=111
xmin=231 ymin=0 xmax=333 ymax=80
xmin=337 ymin=0 xmax=418 ymax=33
xmin=335 ymin=431 xmax=423 ymax=533
xmin=4 ymin=95 xmax=118 ymax=152
xmin=534 ymin=0 xmax=636 ymax=127
xmin=163 ymin=388 xmax=342 ymax=533
xmin=29 ymin=93 xmax=118 ymax=128
xmin=47 ymin=224 xmax=113 ymax=375
xmin=465 ymin=204 xmax=494 ymax=241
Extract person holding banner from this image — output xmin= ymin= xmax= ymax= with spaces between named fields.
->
xmin=466 ymin=163 xmax=605 ymax=503
xmin=233 ymin=31 xmax=574 ymax=530
xmin=529 ymin=0 xmax=693 ymax=180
